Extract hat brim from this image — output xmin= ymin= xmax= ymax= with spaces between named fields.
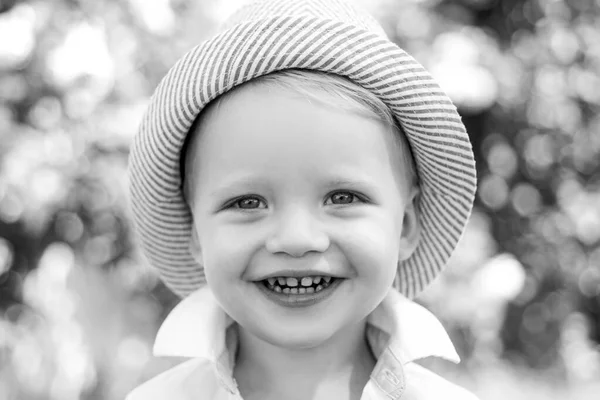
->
xmin=129 ymin=15 xmax=477 ymax=299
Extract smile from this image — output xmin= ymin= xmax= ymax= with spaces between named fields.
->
xmin=263 ymin=275 xmax=335 ymax=294
xmin=256 ymin=275 xmax=343 ymax=308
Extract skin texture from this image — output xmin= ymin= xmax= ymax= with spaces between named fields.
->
xmin=186 ymin=83 xmax=420 ymax=399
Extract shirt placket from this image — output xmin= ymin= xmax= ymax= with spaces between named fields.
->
xmin=368 ymin=347 xmax=406 ymax=399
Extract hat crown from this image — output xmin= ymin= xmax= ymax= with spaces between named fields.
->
xmin=222 ymin=0 xmax=387 ymax=37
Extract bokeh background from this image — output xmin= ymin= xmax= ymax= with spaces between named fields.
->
xmin=1 ymin=0 xmax=599 ymax=398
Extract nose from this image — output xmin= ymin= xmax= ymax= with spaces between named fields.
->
xmin=265 ymin=207 xmax=330 ymax=257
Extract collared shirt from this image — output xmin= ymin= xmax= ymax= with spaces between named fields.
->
xmin=126 ymin=287 xmax=478 ymax=400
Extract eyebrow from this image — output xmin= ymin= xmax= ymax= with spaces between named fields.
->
xmin=326 ymin=177 xmax=372 ymax=187
xmin=208 ymin=174 xmax=268 ymax=199
xmin=209 ymin=174 xmax=379 ymax=196
xmin=321 ymin=177 xmax=381 ymax=195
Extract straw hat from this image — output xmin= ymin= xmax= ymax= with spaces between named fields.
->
xmin=128 ymin=0 xmax=477 ymax=299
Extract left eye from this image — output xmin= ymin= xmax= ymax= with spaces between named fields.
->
xmin=326 ymin=191 xmax=361 ymax=205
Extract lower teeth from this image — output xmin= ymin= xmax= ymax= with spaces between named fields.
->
xmin=264 ymin=279 xmax=334 ymax=294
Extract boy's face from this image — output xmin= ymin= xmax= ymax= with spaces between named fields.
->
xmin=187 ymin=83 xmax=419 ymax=349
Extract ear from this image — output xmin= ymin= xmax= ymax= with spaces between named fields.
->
xmin=398 ymin=186 xmax=421 ymax=261
xmin=189 ymin=225 xmax=203 ymax=264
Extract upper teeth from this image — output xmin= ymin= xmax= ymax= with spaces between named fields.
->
xmin=287 ymin=277 xmax=298 ymax=287
xmin=266 ymin=276 xmax=332 ymax=287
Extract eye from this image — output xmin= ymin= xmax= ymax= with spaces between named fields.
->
xmin=325 ymin=191 xmax=363 ymax=205
xmin=229 ymin=196 xmax=267 ymax=210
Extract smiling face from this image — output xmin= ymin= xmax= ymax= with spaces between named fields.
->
xmin=185 ymin=81 xmax=419 ymax=349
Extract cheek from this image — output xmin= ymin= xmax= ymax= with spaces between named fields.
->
xmin=200 ymin=225 xmax=259 ymax=314
xmin=199 ymin=223 xmax=260 ymax=282
xmin=337 ymin=218 xmax=400 ymax=277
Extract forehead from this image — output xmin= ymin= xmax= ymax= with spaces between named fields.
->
xmin=206 ymin=85 xmax=387 ymax=148
xmin=184 ymin=83 xmax=408 ymax=198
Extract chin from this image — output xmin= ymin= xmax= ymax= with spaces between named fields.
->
xmin=251 ymin=320 xmax=338 ymax=350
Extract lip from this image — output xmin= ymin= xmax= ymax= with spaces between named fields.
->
xmin=255 ymin=278 xmax=344 ymax=308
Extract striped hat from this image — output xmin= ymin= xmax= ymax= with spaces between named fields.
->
xmin=128 ymin=0 xmax=477 ymax=299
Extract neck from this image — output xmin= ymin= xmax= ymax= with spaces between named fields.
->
xmin=233 ymin=319 xmax=375 ymax=400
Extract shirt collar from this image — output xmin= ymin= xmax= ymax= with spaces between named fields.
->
xmin=153 ymin=286 xmax=460 ymax=365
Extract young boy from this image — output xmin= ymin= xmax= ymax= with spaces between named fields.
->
xmin=127 ymin=1 xmax=478 ymax=399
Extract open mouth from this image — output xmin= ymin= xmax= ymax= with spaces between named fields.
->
xmin=261 ymin=276 xmax=337 ymax=294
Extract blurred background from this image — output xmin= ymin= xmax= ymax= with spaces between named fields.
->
xmin=0 ymin=0 xmax=599 ymax=398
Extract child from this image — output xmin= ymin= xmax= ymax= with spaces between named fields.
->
xmin=127 ymin=1 xmax=478 ymax=399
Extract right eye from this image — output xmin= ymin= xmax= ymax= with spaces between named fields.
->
xmin=228 ymin=196 xmax=267 ymax=210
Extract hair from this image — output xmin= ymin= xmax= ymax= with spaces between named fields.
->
xmin=181 ymin=69 xmax=419 ymax=207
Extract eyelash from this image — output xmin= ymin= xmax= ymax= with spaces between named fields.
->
xmin=224 ymin=191 xmax=367 ymax=210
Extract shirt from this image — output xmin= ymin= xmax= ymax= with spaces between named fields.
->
xmin=126 ymin=287 xmax=479 ymax=400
